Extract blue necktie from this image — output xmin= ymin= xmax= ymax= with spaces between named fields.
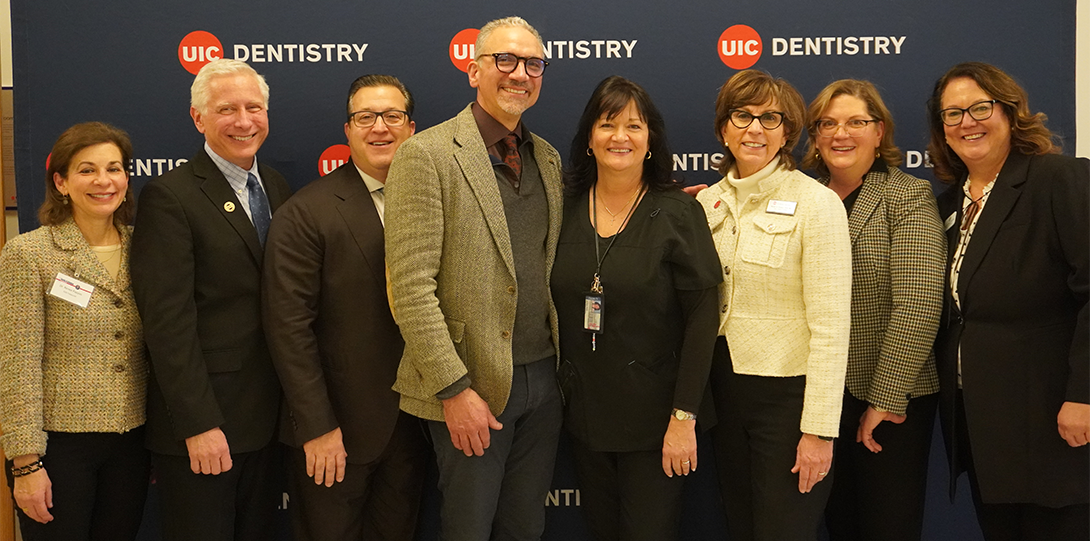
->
xmin=247 ymin=173 xmax=271 ymax=245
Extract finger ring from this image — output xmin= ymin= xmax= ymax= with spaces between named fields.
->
xmin=682 ymin=460 xmax=690 ymax=465
xmin=818 ymin=471 xmax=828 ymax=476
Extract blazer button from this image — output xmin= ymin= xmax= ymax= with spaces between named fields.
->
xmin=732 ymin=225 xmax=737 ymax=235
xmin=723 ymin=265 xmax=731 ymax=275
xmin=114 ymin=299 xmax=124 ymax=308
xmin=114 ymin=331 xmax=124 ymax=340
xmin=721 ymin=305 xmax=728 ymax=313
xmin=507 ymin=286 xmax=516 ymax=294
xmin=113 ymin=364 xmax=126 ymax=373
xmin=501 ymin=330 xmax=511 ymax=339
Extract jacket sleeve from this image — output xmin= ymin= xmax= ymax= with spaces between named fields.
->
xmin=262 ymin=196 xmax=339 ymax=444
xmin=384 ymin=138 xmax=469 ymax=398
xmin=867 ymin=178 xmax=946 ymax=414
xmin=799 ymin=186 xmax=853 ymax=438
xmin=131 ymin=180 xmax=225 ymax=440
xmin=0 ymin=238 xmax=48 ymax=457
xmin=1053 ymin=157 xmax=1089 ymax=403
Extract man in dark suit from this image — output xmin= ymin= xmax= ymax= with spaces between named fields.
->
xmin=131 ymin=59 xmax=291 ymax=541
xmin=262 ymin=74 xmax=429 ymax=541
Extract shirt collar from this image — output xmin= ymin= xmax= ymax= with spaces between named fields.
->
xmin=471 ymin=101 xmax=527 ymax=147
xmin=354 ymin=163 xmax=386 ymax=194
xmin=204 ymin=141 xmax=261 ymax=193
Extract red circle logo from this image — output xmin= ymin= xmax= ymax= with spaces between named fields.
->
xmin=318 ymin=144 xmax=351 ymax=177
xmin=449 ymin=29 xmax=480 ymax=73
xmin=178 ymin=31 xmax=224 ymax=75
xmin=718 ymin=25 xmax=762 ymax=69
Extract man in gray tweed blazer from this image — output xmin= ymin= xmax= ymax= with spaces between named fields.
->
xmin=384 ymin=16 xmax=563 ymax=541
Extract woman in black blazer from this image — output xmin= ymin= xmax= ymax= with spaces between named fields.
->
xmin=928 ymin=62 xmax=1089 ymax=541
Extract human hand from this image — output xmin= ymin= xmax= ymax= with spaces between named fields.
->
xmin=442 ymin=388 xmax=503 ymax=457
xmin=184 ymin=427 xmax=232 ymax=474
xmin=682 ymin=184 xmax=709 ymax=197
xmin=661 ymin=417 xmax=698 ymax=477
xmin=12 ymin=455 xmax=53 ymax=524
xmin=790 ymin=433 xmax=833 ymax=493
xmin=303 ymin=427 xmax=348 ymax=486
xmin=855 ymin=405 xmax=906 ymax=453
xmin=1057 ymin=401 xmax=1090 ymax=447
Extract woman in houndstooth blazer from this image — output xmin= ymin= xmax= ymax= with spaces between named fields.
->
xmin=0 ymin=123 xmax=149 ymax=540
xmin=803 ymin=80 xmax=945 ymax=541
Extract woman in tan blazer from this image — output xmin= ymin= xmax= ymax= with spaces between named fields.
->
xmin=0 ymin=122 xmax=148 ymax=540
xmin=803 ymin=80 xmax=945 ymax=541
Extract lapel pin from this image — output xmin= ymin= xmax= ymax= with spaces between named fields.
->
xmin=224 ymin=201 xmax=236 ymax=212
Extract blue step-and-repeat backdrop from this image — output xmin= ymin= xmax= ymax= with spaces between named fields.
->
xmin=10 ymin=0 xmax=1079 ymax=539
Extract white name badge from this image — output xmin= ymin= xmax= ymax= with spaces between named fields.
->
xmin=49 ymin=273 xmax=94 ymax=308
xmin=766 ymin=199 xmax=798 ymax=216
xmin=944 ymin=212 xmax=957 ymax=231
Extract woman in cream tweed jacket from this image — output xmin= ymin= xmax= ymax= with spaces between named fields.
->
xmin=696 ymin=70 xmax=851 ymax=541
xmin=0 ymin=123 xmax=148 ymax=540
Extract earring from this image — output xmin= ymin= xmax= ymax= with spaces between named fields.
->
xmin=62 ymin=194 xmax=69 ymax=205
xmin=815 ymin=152 xmax=822 ymax=161
xmin=645 ymin=151 xmax=652 ymax=160
xmin=875 ymin=150 xmax=881 ymax=158
xmin=586 ymin=148 xmax=593 ymax=156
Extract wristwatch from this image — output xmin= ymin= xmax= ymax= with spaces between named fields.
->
xmin=672 ymin=408 xmax=696 ymax=421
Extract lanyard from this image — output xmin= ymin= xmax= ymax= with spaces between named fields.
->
xmin=589 ymin=183 xmax=644 ymax=294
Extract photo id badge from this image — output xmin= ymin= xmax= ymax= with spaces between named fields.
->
xmin=583 ymin=293 xmax=604 ymax=334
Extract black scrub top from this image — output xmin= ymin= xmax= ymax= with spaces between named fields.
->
xmin=552 ymin=187 xmax=722 ymax=452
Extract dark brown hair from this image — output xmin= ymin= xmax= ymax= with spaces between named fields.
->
xmin=564 ymin=76 xmax=674 ymax=196
xmin=40 ymin=122 xmax=134 ymax=226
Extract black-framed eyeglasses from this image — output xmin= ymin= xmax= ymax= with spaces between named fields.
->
xmin=815 ymin=118 xmax=879 ymax=137
xmin=939 ymin=99 xmax=1003 ymax=126
xmin=480 ymin=52 xmax=549 ymax=77
xmin=729 ymin=109 xmax=785 ymax=130
xmin=348 ymin=109 xmax=410 ymax=129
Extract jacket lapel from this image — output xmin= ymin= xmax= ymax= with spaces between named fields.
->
xmin=845 ymin=170 xmax=886 ymax=245
xmin=954 ymin=154 xmax=1030 ymax=300
xmin=51 ymin=219 xmax=128 ymax=298
xmin=534 ymin=135 xmax=563 ymax=270
xmin=452 ymin=106 xmax=516 ymax=278
xmin=333 ymin=165 xmax=387 ymax=286
xmin=193 ymin=150 xmax=264 ymax=266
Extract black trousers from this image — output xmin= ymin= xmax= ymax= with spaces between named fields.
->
xmin=6 ymin=428 xmax=150 ymax=541
xmin=287 ymin=411 xmax=430 ymax=541
xmin=570 ymin=439 xmax=686 ymax=541
xmin=710 ymin=337 xmax=832 ymax=541
xmin=152 ymin=440 xmax=282 ymax=541
xmin=824 ymin=391 xmax=938 ymax=541
xmin=956 ymin=391 xmax=1090 ymax=541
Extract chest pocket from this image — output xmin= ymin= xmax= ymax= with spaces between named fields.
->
xmin=740 ymin=214 xmax=798 ymax=268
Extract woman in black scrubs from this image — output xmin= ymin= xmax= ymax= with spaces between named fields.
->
xmin=552 ymin=75 xmax=722 ymax=541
